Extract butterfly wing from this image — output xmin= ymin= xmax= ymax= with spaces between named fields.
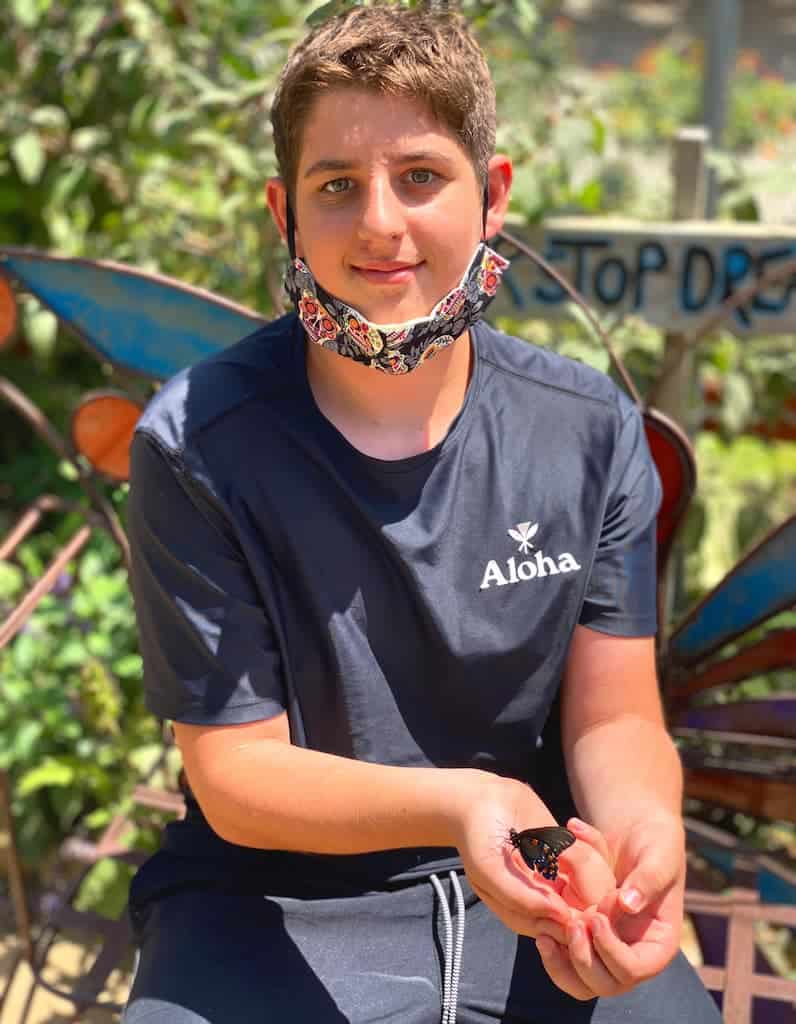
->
xmin=517 ymin=827 xmax=576 ymax=855
xmin=510 ymin=826 xmax=575 ymax=881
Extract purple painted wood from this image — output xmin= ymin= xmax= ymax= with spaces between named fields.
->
xmin=669 ymin=697 xmax=796 ymax=740
xmin=691 ymin=911 xmax=728 ymax=968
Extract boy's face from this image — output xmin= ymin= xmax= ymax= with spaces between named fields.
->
xmin=275 ymin=89 xmax=493 ymax=325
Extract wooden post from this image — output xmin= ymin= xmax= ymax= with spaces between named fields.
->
xmin=653 ymin=127 xmax=708 ymax=636
xmin=703 ymin=0 xmax=742 ymax=216
xmin=650 ymin=127 xmax=709 ymax=429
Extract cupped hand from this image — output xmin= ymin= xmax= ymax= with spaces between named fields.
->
xmin=452 ymin=776 xmax=615 ymax=944
xmin=536 ymin=814 xmax=686 ymax=1000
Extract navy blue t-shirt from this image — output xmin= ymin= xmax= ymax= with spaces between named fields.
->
xmin=126 ymin=314 xmax=661 ymax=900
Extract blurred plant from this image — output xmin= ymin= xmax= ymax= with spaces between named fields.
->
xmin=593 ymin=43 xmax=796 ymax=154
xmin=0 ymin=519 xmax=174 ymax=867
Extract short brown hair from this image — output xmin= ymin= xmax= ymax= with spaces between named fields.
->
xmin=271 ymin=3 xmax=496 ymax=196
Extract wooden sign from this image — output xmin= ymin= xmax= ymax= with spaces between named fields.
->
xmin=493 ymin=218 xmax=796 ymax=337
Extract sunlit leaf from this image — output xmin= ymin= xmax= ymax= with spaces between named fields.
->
xmin=18 ymin=757 xmax=76 ymax=795
xmin=11 ymin=131 xmax=46 ymax=184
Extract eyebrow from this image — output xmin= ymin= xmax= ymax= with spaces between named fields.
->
xmin=302 ymin=151 xmax=455 ymax=179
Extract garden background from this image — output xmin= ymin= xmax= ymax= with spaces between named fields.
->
xmin=0 ymin=0 xmax=794 ymax=1011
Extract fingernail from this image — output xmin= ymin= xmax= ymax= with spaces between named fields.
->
xmin=569 ymin=817 xmax=587 ymax=830
xmin=620 ymin=887 xmax=643 ymax=912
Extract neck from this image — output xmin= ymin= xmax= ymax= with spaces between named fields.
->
xmin=305 ymin=329 xmax=474 ymax=461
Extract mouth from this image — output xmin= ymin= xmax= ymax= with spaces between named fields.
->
xmin=351 ymin=261 xmax=424 ymax=285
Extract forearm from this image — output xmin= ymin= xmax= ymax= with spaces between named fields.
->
xmin=182 ymin=734 xmax=490 ymax=853
xmin=566 ymin=714 xmax=684 ymax=837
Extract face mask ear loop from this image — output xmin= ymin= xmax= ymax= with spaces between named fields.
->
xmin=481 ymin=180 xmax=490 ymax=241
xmin=286 ymin=199 xmax=297 ymax=261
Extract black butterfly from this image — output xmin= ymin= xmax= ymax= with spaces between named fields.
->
xmin=508 ymin=826 xmax=575 ymax=881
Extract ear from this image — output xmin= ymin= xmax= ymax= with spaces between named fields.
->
xmin=484 ymin=154 xmax=513 ymax=240
xmin=265 ymin=177 xmax=297 ymax=253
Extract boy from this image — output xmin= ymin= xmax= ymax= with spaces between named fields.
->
xmin=122 ymin=5 xmax=720 ymax=1022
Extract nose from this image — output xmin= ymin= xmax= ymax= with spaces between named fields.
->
xmin=356 ymin=173 xmax=405 ymax=242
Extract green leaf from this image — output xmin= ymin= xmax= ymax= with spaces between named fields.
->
xmin=306 ymin=1 xmax=349 ymax=27
xmin=578 ymin=179 xmax=603 ymax=212
xmin=73 ymin=858 xmax=135 ymax=919
xmin=25 ymin=307 xmax=58 ymax=358
xmin=53 ymin=639 xmax=88 ymax=669
xmin=188 ymin=130 xmax=258 ymax=179
xmin=30 ymin=106 xmax=69 ymax=132
xmin=113 ymin=653 xmax=143 ymax=679
xmin=721 ymin=371 xmax=754 ymax=434
xmin=513 ymin=0 xmax=539 ymax=36
xmin=72 ymin=126 xmax=111 ymax=152
xmin=11 ymin=131 xmax=46 ymax=184
xmin=0 ymin=561 xmax=24 ymax=601
xmin=591 ymin=115 xmax=607 ymax=156
xmin=11 ymin=0 xmax=49 ymax=28
xmin=18 ymin=757 xmax=76 ymax=795
xmin=10 ymin=720 xmax=43 ymax=761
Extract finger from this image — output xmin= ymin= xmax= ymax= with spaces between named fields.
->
xmin=567 ymin=918 xmax=629 ymax=997
xmin=497 ymin=851 xmax=576 ymax=924
xmin=589 ymin=913 xmax=674 ymax=985
xmin=556 ymin=842 xmax=616 ymax=910
xmin=470 ymin=880 xmax=569 ymax=944
xmin=536 ymin=937 xmax=596 ymax=1001
xmin=567 ymin=817 xmax=614 ymax=868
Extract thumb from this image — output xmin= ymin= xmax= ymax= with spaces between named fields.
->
xmin=617 ymin=843 xmax=679 ymax=915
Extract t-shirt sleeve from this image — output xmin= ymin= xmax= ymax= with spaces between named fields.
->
xmin=578 ymin=402 xmax=662 ymax=637
xmin=127 ymin=432 xmax=287 ymax=725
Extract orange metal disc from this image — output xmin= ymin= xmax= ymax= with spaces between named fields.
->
xmin=0 ymin=272 xmax=18 ymax=348
xmin=71 ymin=392 xmax=143 ymax=482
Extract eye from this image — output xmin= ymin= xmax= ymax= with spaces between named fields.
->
xmin=321 ymin=177 xmax=352 ymax=194
xmin=407 ymin=169 xmax=435 ymax=185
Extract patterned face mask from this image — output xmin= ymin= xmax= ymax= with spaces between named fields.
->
xmin=283 ymin=241 xmax=510 ymax=375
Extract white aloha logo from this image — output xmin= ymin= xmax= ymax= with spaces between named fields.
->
xmin=508 ymin=521 xmax=538 ymax=554
xmin=480 ymin=519 xmax=582 ymax=591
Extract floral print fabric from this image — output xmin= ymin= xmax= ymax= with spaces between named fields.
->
xmin=284 ymin=243 xmax=510 ymax=374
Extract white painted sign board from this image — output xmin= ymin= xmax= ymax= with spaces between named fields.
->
xmin=491 ymin=218 xmax=796 ymax=336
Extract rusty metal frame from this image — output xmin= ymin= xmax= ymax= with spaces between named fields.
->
xmin=0 ymin=375 xmax=130 ymax=567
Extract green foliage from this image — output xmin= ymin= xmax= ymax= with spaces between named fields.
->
xmin=594 ymin=43 xmax=702 ymax=152
xmin=593 ymin=43 xmax=796 ymax=154
xmin=0 ymin=526 xmax=163 ymax=865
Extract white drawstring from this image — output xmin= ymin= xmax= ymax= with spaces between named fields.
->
xmin=430 ymin=871 xmax=466 ymax=1024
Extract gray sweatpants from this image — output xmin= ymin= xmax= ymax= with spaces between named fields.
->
xmin=123 ymin=871 xmax=721 ymax=1023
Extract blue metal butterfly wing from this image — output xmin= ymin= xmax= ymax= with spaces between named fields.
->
xmin=669 ymin=515 xmax=796 ymax=666
xmin=0 ymin=249 xmax=267 ymax=382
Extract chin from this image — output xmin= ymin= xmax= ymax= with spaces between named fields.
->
xmin=364 ymin=293 xmax=439 ymax=325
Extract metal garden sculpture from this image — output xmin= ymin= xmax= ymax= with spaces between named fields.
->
xmin=0 ymin=241 xmax=793 ymax=1022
